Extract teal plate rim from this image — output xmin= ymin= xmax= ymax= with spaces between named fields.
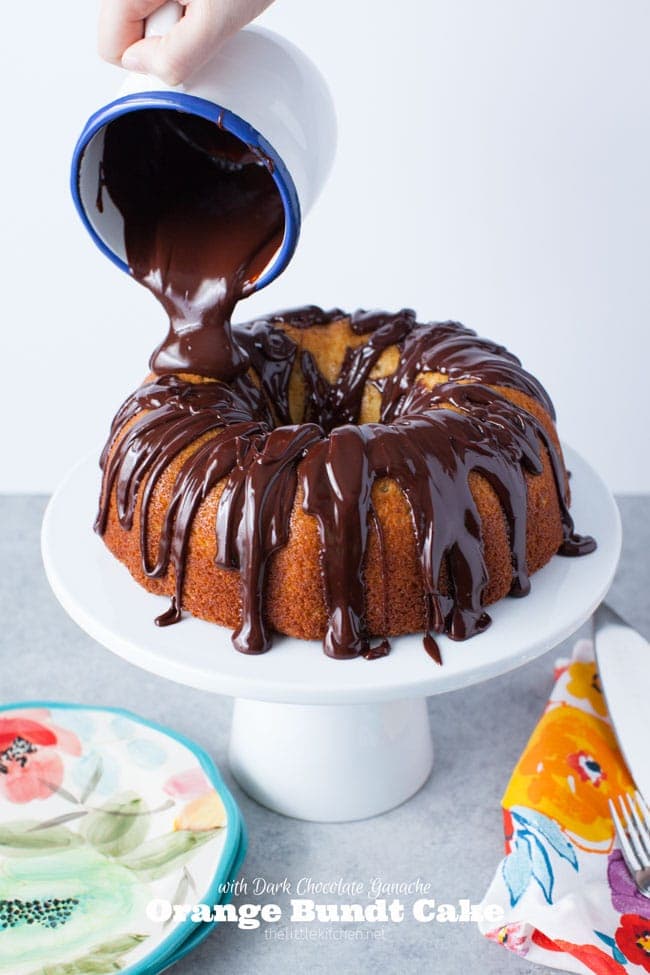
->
xmin=0 ymin=700 xmax=247 ymax=975
xmin=156 ymin=819 xmax=249 ymax=974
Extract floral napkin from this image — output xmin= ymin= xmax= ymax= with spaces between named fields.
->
xmin=479 ymin=638 xmax=650 ymax=975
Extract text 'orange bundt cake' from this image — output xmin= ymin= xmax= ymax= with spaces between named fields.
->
xmin=95 ymin=306 xmax=596 ymax=661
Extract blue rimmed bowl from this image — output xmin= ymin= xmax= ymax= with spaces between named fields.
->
xmin=71 ymin=21 xmax=337 ymax=292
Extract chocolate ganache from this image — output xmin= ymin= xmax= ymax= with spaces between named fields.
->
xmin=98 ymin=109 xmax=285 ymax=381
xmin=96 ymin=307 xmax=597 ymax=661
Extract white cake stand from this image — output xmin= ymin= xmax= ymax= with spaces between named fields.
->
xmin=42 ymin=446 xmax=620 ymax=822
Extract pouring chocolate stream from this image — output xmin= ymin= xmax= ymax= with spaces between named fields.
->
xmin=99 ymin=109 xmax=285 ymax=381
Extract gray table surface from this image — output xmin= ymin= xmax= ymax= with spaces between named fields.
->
xmin=1 ymin=494 xmax=648 ymax=975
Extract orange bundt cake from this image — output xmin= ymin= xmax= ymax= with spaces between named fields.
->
xmin=95 ymin=306 xmax=596 ymax=661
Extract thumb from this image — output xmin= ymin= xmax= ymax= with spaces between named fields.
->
xmin=120 ymin=4 xmax=219 ymax=86
xmin=121 ymin=36 xmax=174 ymax=81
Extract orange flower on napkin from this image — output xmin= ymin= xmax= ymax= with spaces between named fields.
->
xmin=503 ymin=703 xmax=634 ymax=848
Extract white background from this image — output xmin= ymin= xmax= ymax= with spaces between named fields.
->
xmin=1 ymin=1 xmax=648 ymax=493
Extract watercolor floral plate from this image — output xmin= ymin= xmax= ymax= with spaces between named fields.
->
xmin=0 ymin=702 xmax=247 ymax=975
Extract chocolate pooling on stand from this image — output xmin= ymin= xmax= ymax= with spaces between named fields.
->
xmin=96 ymin=302 xmax=597 ymax=661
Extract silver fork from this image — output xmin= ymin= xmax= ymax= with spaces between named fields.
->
xmin=609 ymin=791 xmax=650 ymax=897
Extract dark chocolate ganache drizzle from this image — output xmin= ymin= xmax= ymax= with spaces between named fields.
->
xmin=96 ymin=309 xmax=596 ymax=659
xmin=98 ymin=109 xmax=285 ymax=382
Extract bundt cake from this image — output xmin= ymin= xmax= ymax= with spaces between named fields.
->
xmin=95 ymin=306 xmax=596 ymax=661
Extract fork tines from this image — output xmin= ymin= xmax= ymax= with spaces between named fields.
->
xmin=609 ymin=791 xmax=650 ymax=875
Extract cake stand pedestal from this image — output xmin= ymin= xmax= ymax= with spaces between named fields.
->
xmin=42 ymin=446 xmax=620 ymax=822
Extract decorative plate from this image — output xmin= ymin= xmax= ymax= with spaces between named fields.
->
xmin=0 ymin=702 xmax=246 ymax=975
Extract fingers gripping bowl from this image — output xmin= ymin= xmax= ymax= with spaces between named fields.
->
xmin=95 ymin=307 xmax=596 ymax=661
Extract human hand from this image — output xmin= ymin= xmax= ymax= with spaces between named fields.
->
xmin=98 ymin=0 xmax=275 ymax=86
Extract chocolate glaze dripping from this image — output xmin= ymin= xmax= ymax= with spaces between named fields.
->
xmin=260 ymin=306 xmax=346 ymax=330
xmin=232 ymin=320 xmax=297 ymax=426
xmin=96 ymin=309 xmax=596 ymax=658
xmin=301 ymin=314 xmax=412 ymax=433
xmin=214 ymin=424 xmax=323 ymax=653
xmin=350 ymin=307 xmax=416 ymax=335
xmin=369 ymin=508 xmax=391 ymax=642
xmin=379 ymin=319 xmax=557 ymax=421
xmin=156 ymin=596 xmax=181 ymax=627
xmin=559 ymin=537 xmax=597 ymax=556
xmin=423 ymin=633 xmax=443 ymax=666
xmin=363 ymin=641 xmax=391 ymax=661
